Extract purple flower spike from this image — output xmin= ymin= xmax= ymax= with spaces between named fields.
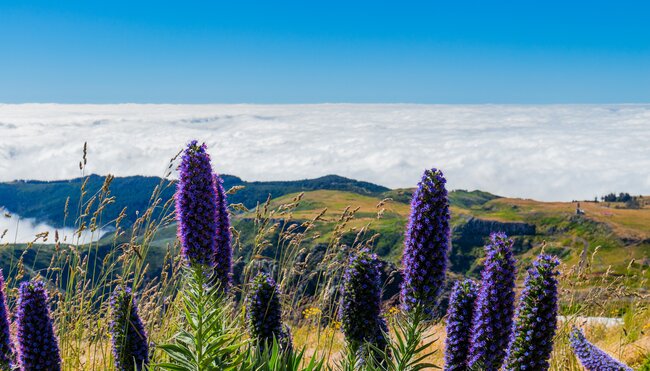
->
xmin=504 ymin=254 xmax=560 ymax=371
xmin=467 ymin=232 xmax=517 ymax=371
xmin=246 ymin=273 xmax=291 ymax=351
xmin=175 ymin=140 xmax=219 ymax=267
xmin=569 ymin=328 xmax=632 ymax=371
xmin=0 ymin=270 xmax=14 ymax=369
xmin=213 ymin=173 xmax=232 ymax=290
xmin=340 ymin=248 xmax=388 ymax=354
xmin=400 ymin=168 xmax=450 ymax=314
xmin=16 ymin=280 xmax=61 ymax=371
xmin=444 ymin=279 xmax=478 ymax=371
xmin=109 ymin=286 xmax=149 ymax=371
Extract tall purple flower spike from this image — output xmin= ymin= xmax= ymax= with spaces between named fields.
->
xmin=504 ymin=254 xmax=560 ymax=371
xmin=109 ymin=286 xmax=150 ymax=371
xmin=467 ymin=232 xmax=517 ymax=371
xmin=246 ymin=273 xmax=291 ymax=351
xmin=400 ymin=168 xmax=450 ymax=314
xmin=16 ymin=280 xmax=61 ymax=371
xmin=0 ymin=270 xmax=14 ymax=369
xmin=213 ymin=173 xmax=232 ymax=290
xmin=444 ymin=279 xmax=478 ymax=371
xmin=570 ymin=328 xmax=632 ymax=371
xmin=340 ymin=248 xmax=389 ymax=354
xmin=175 ymin=140 xmax=219 ymax=267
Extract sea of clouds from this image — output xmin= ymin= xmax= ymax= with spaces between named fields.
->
xmin=0 ymin=208 xmax=107 ymax=244
xmin=0 ymin=103 xmax=648 ymax=205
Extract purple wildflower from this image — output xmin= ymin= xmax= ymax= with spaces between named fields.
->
xmin=340 ymin=248 xmax=389 ymax=354
xmin=213 ymin=173 xmax=232 ymax=290
xmin=467 ymin=232 xmax=517 ymax=371
xmin=175 ymin=140 xmax=219 ymax=267
xmin=503 ymin=254 xmax=560 ymax=371
xmin=444 ymin=279 xmax=478 ymax=371
xmin=0 ymin=270 xmax=14 ymax=369
xmin=245 ymin=273 xmax=291 ymax=351
xmin=109 ymin=286 xmax=149 ymax=371
xmin=16 ymin=280 xmax=61 ymax=371
xmin=400 ymin=168 xmax=450 ymax=313
xmin=569 ymin=328 xmax=632 ymax=371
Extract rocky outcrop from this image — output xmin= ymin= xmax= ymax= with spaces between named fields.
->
xmin=453 ymin=217 xmax=536 ymax=246
xmin=450 ymin=217 xmax=536 ymax=273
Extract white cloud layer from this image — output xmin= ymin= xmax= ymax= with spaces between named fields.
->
xmin=0 ymin=104 xmax=648 ymax=203
xmin=0 ymin=208 xmax=106 ymax=244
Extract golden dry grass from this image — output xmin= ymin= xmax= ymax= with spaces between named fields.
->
xmin=292 ymin=316 xmax=650 ymax=369
xmin=485 ymin=197 xmax=650 ymax=240
xmin=259 ymin=190 xmax=650 ymax=241
xmin=254 ymin=190 xmax=410 ymax=225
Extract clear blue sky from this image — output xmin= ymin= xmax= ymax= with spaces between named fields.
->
xmin=1 ymin=1 xmax=649 ymax=103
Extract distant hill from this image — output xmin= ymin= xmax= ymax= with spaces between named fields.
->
xmin=2 ymin=173 xmax=648 ymax=298
xmin=0 ymin=174 xmax=389 ymax=228
xmin=1 ymin=179 xmax=648 ymax=323
xmin=238 ymin=190 xmax=650 ymax=287
xmin=231 ymin=186 xmax=647 ymax=268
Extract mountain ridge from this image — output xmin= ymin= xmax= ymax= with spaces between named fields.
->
xmin=0 ymin=173 xmax=391 ymax=228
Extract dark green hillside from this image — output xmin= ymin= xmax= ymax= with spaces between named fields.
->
xmin=0 ymin=174 xmax=388 ymax=228
xmin=224 ymin=174 xmax=389 ymax=209
xmin=0 ymin=174 xmax=174 ymax=228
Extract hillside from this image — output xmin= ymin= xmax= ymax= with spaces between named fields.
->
xmin=1 ymin=174 xmax=647 ymax=302
xmin=0 ymin=174 xmax=388 ymax=228
xmin=452 ymin=197 xmax=650 ymax=278
xmin=246 ymin=189 xmax=649 ymax=283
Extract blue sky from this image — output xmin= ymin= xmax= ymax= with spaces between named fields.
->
xmin=1 ymin=1 xmax=649 ymax=103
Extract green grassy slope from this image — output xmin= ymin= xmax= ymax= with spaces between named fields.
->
xmin=237 ymin=189 xmax=649 ymax=283
xmin=3 ymin=186 xmax=648 ymax=294
xmin=0 ymin=174 xmax=389 ymax=228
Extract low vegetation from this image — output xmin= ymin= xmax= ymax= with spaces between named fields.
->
xmin=0 ymin=141 xmax=647 ymax=370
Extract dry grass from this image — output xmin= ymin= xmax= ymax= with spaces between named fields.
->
xmin=485 ymin=197 xmax=650 ymax=240
xmin=0 ymin=144 xmax=647 ymax=370
xmin=291 ymin=317 xmax=650 ymax=369
xmin=249 ymin=190 xmax=410 ymax=227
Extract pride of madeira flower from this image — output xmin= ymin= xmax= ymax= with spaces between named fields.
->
xmin=569 ymin=328 xmax=632 ymax=371
xmin=213 ymin=173 xmax=233 ymax=290
xmin=503 ymin=254 xmax=560 ymax=371
xmin=0 ymin=270 xmax=14 ymax=370
xmin=444 ymin=279 xmax=478 ymax=371
xmin=246 ymin=272 xmax=291 ymax=351
xmin=340 ymin=248 xmax=389 ymax=358
xmin=400 ymin=168 xmax=450 ymax=313
xmin=175 ymin=140 xmax=220 ymax=267
xmin=16 ymin=280 xmax=61 ymax=371
xmin=467 ymin=232 xmax=517 ymax=371
xmin=109 ymin=286 xmax=149 ymax=371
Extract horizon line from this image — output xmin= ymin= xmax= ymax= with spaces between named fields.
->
xmin=2 ymin=102 xmax=650 ymax=106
